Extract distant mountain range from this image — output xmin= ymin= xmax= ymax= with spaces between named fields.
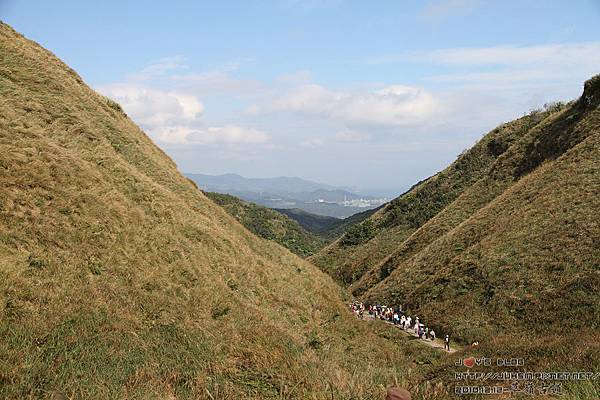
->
xmin=186 ymin=173 xmax=352 ymax=193
xmin=185 ymin=173 xmax=388 ymax=218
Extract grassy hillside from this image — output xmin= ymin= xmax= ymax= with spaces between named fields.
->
xmin=311 ymin=106 xmax=564 ymax=285
xmin=373 ymin=84 xmax=600 ymax=396
xmin=0 ymin=23 xmax=444 ymax=400
xmin=314 ymin=74 xmax=600 ymax=396
xmin=204 ymin=192 xmax=325 ymax=257
xmin=275 ymin=207 xmax=376 ymax=242
xmin=273 ymin=208 xmax=340 ymax=235
xmin=361 ymin=77 xmax=600 ymax=340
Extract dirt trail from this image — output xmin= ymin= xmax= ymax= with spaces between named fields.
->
xmin=360 ymin=314 xmax=460 ymax=354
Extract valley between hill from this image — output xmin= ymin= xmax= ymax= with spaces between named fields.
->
xmin=1 ymin=20 xmax=598 ymax=400
xmin=0 ymin=22 xmax=445 ymax=399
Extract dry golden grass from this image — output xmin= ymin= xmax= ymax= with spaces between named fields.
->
xmin=0 ymin=22 xmax=448 ymax=399
xmin=362 ymin=83 xmax=600 ymax=344
xmin=2 ymin=20 xmax=597 ymax=399
xmin=312 ymin=73 xmax=600 ymax=398
xmin=311 ymin=111 xmax=554 ymax=287
xmin=314 ymin=76 xmax=600 ymax=397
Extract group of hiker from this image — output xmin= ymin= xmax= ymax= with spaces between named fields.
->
xmin=349 ymin=301 xmax=451 ymax=351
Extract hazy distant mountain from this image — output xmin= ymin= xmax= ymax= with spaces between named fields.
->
xmin=186 ymin=173 xmax=353 ymax=194
xmin=185 ymin=173 xmax=388 ymax=218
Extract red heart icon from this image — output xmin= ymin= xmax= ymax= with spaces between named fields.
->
xmin=463 ymin=357 xmax=475 ymax=368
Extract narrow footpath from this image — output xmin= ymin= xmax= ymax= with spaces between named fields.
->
xmin=349 ymin=303 xmax=461 ymax=354
xmin=361 ymin=313 xmax=459 ymax=353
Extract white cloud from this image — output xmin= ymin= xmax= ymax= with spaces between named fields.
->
xmin=300 ymin=138 xmax=324 ymax=148
xmin=98 ymin=84 xmax=204 ymax=128
xmin=412 ymin=42 xmax=600 ymax=67
xmin=277 ymin=70 xmax=313 ymax=84
xmin=365 ymin=43 xmax=600 ymax=99
xmin=349 ymin=85 xmax=439 ymax=125
xmin=335 ymin=130 xmax=371 ymax=142
xmin=130 ymin=56 xmax=189 ymax=81
xmin=272 ymin=84 xmax=340 ymax=112
xmin=155 ymin=125 xmax=269 ymax=145
xmin=367 ymin=43 xmax=600 ymax=82
xmin=98 ymin=84 xmax=268 ymax=146
xmin=198 ymin=125 xmax=269 ymax=145
xmin=266 ymin=83 xmax=440 ymax=127
xmin=152 ymin=126 xmax=192 ymax=144
xmin=169 ymin=71 xmax=263 ymax=95
xmin=416 ymin=43 xmax=600 ymax=94
xmin=245 ymin=104 xmax=261 ymax=115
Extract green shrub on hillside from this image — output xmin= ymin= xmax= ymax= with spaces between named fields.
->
xmin=204 ymin=192 xmax=325 ymax=257
xmin=340 ymin=219 xmax=377 ymax=246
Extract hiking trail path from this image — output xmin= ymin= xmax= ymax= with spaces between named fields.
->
xmin=359 ymin=314 xmax=460 ymax=354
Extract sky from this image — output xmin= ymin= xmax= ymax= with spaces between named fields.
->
xmin=2 ymin=0 xmax=600 ymax=195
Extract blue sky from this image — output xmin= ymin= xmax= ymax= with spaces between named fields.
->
xmin=3 ymin=0 xmax=600 ymax=194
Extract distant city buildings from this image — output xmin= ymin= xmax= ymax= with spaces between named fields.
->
xmin=341 ymin=198 xmax=388 ymax=208
xmin=313 ymin=197 xmax=389 ymax=208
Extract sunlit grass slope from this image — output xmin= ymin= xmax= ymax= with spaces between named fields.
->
xmin=0 ymin=22 xmax=442 ymax=400
xmin=363 ymin=76 xmax=600 ymax=343
xmin=314 ymin=73 xmax=600 ymax=397
xmin=311 ymin=106 xmax=563 ymax=286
